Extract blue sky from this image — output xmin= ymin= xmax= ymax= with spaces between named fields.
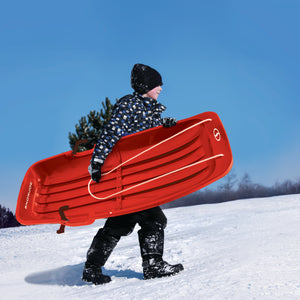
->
xmin=1 ymin=0 xmax=300 ymax=211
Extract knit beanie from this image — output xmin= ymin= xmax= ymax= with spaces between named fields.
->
xmin=131 ymin=64 xmax=163 ymax=94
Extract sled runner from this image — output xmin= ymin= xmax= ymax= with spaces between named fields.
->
xmin=16 ymin=112 xmax=233 ymax=229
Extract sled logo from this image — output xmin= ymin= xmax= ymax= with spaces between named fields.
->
xmin=213 ymin=128 xmax=221 ymax=141
xmin=25 ymin=182 xmax=33 ymax=210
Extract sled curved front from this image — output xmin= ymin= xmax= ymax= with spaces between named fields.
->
xmin=16 ymin=112 xmax=233 ymax=227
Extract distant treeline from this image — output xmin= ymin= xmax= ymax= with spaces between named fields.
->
xmin=162 ymin=172 xmax=300 ymax=209
xmin=0 ymin=205 xmax=21 ymax=229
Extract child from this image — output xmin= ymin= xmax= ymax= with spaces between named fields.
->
xmin=83 ymin=64 xmax=183 ymax=285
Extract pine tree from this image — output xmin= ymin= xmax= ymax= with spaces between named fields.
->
xmin=68 ymin=97 xmax=114 ymax=152
xmin=0 ymin=205 xmax=21 ymax=229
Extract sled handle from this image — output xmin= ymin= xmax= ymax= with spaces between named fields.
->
xmin=57 ymin=224 xmax=66 ymax=234
xmin=73 ymin=139 xmax=88 ymax=155
xmin=56 ymin=205 xmax=69 ymax=234
xmin=88 ymin=153 xmax=224 ymax=201
xmin=58 ymin=205 xmax=69 ymax=221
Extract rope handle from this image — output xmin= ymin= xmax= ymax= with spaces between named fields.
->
xmin=87 ymin=118 xmax=222 ymax=200
xmin=88 ymin=154 xmax=224 ymax=200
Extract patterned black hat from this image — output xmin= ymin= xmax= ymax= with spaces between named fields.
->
xmin=131 ymin=64 xmax=163 ymax=94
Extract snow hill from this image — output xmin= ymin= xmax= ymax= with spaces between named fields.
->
xmin=1 ymin=194 xmax=300 ymax=300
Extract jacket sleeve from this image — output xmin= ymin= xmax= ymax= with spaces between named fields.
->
xmin=91 ymin=99 xmax=141 ymax=165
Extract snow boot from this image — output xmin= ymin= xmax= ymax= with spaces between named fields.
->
xmin=82 ymin=262 xmax=111 ymax=285
xmin=82 ymin=228 xmax=120 ymax=285
xmin=138 ymin=228 xmax=184 ymax=280
xmin=142 ymin=256 xmax=184 ymax=279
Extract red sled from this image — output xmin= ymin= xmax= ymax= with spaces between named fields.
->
xmin=16 ymin=112 xmax=233 ymax=230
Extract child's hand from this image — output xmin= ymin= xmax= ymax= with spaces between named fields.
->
xmin=162 ymin=117 xmax=177 ymax=128
xmin=88 ymin=162 xmax=102 ymax=183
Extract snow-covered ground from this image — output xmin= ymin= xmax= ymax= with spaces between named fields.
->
xmin=1 ymin=194 xmax=300 ymax=300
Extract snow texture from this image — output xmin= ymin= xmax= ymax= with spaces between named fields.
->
xmin=1 ymin=194 xmax=300 ymax=299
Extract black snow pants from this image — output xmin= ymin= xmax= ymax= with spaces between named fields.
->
xmin=86 ymin=206 xmax=167 ymax=267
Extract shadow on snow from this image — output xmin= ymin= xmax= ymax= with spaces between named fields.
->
xmin=25 ymin=263 xmax=143 ymax=286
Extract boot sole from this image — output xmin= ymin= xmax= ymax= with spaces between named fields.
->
xmin=82 ymin=275 xmax=111 ymax=285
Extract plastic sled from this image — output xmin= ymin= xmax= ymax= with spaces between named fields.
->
xmin=16 ymin=112 xmax=233 ymax=230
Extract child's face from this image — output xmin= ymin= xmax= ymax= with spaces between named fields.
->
xmin=144 ymin=86 xmax=162 ymax=100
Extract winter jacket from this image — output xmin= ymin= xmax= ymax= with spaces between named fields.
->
xmin=91 ymin=92 xmax=166 ymax=165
